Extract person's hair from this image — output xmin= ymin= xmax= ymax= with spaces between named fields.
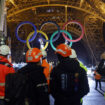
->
xmin=0 ymin=54 xmax=8 ymax=57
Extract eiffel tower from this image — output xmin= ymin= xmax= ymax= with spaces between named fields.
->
xmin=0 ymin=0 xmax=105 ymax=65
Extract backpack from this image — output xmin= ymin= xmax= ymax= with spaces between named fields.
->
xmin=5 ymin=72 xmax=27 ymax=103
xmin=58 ymin=72 xmax=80 ymax=96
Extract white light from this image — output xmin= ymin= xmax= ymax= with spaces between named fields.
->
xmin=13 ymin=62 xmax=27 ymax=69
xmin=23 ymin=52 xmax=26 ymax=55
xmin=38 ymin=39 xmax=41 ymax=42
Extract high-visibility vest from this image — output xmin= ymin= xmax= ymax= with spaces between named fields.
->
xmin=41 ymin=59 xmax=53 ymax=85
xmin=0 ymin=60 xmax=15 ymax=99
xmin=94 ymin=71 xmax=101 ymax=80
xmin=79 ymin=61 xmax=88 ymax=72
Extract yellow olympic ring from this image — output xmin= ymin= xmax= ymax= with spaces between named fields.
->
xmin=26 ymin=30 xmax=48 ymax=50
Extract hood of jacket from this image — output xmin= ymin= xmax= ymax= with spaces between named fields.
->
xmin=18 ymin=62 xmax=44 ymax=74
xmin=57 ymin=57 xmax=80 ymax=73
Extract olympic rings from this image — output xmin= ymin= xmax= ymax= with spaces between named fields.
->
xmin=50 ymin=30 xmax=73 ymax=51
xmin=39 ymin=21 xmax=60 ymax=42
xmin=26 ymin=30 xmax=48 ymax=50
xmin=15 ymin=21 xmax=37 ymax=43
xmin=62 ymin=20 xmax=84 ymax=42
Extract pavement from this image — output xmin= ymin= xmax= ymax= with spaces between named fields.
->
xmin=50 ymin=76 xmax=105 ymax=105
xmin=83 ymin=77 xmax=105 ymax=105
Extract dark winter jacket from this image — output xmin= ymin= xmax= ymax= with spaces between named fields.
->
xmin=50 ymin=57 xmax=89 ymax=105
xmin=5 ymin=63 xmax=50 ymax=105
xmin=97 ymin=59 xmax=105 ymax=76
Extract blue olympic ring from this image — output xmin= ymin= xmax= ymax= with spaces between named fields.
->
xmin=39 ymin=21 xmax=60 ymax=42
xmin=15 ymin=21 xmax=37 ymax=43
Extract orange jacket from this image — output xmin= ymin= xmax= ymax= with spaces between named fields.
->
xmin=0 ymin=56 xmax=15 ymax=99
xmin=41 ymin=59 xmax=53 ymax=85
xmin=94 ymin=70 xmax=101 ymax=80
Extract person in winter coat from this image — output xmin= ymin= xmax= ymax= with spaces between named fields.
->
xmin=97 ymin=52 xmax=105 ymax=76
xmin=0 ymin=45 xmax=15 ymax=105
xmin=69 ymin=49 xmax=87 ymax=72
xmin=93 ymin=52 xmax=105 ymax=90
xmin=94 ymin=68 xmax=102 ymax=90
xmin=6 ymin=48 xmax=50 ymax=105
xmin=50 ymin=44 xmax=89 ymax=105
xmin=69 ymin=49 xmax=88 ymax=105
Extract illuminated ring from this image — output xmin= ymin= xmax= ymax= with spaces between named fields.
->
xmin=15 ymin=21 xmax=37 ymax=43
xmin=50 ymin=30 xmax=73 ymax=51
xmin=39 ymin=21 xmax=60 ymax=42
xmin=26 ymin=30 xmax=48 ymax=50
xmin=62 ymin=20 xmax=84 ymax=42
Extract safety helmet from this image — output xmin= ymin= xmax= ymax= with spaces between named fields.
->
xmin=69 ymin=49 xmax=77 ymax=58
xmin=56 ymin=44 xmax=72 ymax=57
xmin=0 ymin=45 xmax=10 ymax=55
xmin=26 ymin=48 xmax=45 ymax=62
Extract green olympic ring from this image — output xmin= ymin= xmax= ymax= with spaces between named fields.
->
xmin=50 ymin=30 xmax=73 ymax=51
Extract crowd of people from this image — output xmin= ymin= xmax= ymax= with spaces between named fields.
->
xmin=0 ymin=44 xmax=91 ymax=105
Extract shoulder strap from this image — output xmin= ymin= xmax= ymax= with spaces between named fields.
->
xmin=0 ymin=62 xmax=12 ymax=68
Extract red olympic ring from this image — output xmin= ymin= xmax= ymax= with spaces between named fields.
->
xmin=62 ymin=20 xmax=84 ymax=42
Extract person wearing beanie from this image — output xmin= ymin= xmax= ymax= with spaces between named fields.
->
xmin=97 ymin=52 xmax=105 ymax=76
xmin=0 ymin=45 xmax=15 ymax=105
xmin=69 ymin=49 xmax=89 ymax=104
xmin=69 ymin=49 xmax=87 ymax=72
